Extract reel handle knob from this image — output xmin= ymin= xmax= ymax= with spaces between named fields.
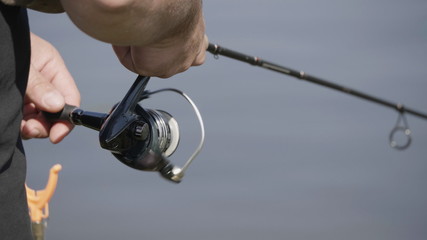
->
xmin=42 ymin=104 xmax=77 ymax=122
xmin=42 ymin=104 xmax=108 ymax=131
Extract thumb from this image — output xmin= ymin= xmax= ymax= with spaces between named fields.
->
xmin=26 ymin=66 xmax=65 ymax=113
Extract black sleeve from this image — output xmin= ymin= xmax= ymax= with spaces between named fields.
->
xmin=0 ymin=3 xmax=32 ymax=240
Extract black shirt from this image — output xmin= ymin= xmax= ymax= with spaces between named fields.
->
xmin=0 ymin=3 xmax=32 ymax=239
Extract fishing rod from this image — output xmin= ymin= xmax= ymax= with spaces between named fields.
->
xmin=43 ymin=43 xmax=425 ymax=183
xmin=207 ymin=42 xmax=427 ymax=150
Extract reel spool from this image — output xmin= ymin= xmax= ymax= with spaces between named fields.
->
xmin=144 ymin=109 xmax=180 ymax=158
xmin=45 ymin=75 xmax=204 ymax=183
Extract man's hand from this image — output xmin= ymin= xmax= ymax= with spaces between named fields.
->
xmin=21 ymin=33 xmax=80 ymax=144
xmin=111 ymin=3 xmax=208 ymax=78
xmin=61 ymin=0 xmax=208 ymax=78
xmin=113 ymin=25 xmax=208 ymax=78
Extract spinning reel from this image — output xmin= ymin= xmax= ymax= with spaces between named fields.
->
xmin=45 ymin=75 xmax=205 ymax=183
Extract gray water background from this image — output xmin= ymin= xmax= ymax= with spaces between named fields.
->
xmin=25 ymin=0 xmax=427 ymax=239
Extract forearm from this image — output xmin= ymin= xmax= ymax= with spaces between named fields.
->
xmin=59 ymin=0 xmax=203 ymax=46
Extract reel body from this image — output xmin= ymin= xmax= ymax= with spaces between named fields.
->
xmin=45 ymin=75 xmax=204 ymax=183
xmin=105 ymin=104 xmax=179 ymax=173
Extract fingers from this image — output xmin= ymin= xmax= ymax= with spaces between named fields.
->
xmin=21 ymin=104 xmax=74 ymax=144
xmin=25 ymin=66 xmax=65 ymax=112
xmin=48 ymin=122 xmax=75 ymax=144
xmin=112 ymin=45 xmax=135 ymax=73
xmin=192 ymin=34 xmax=208 ymax=67
xmin=113 ymin=38 xmax=208 ymax=78
xmin=23 ymin=62 xmax=80 ymax=143
xmin=21 ymin=103 xmax=50 ymax=140
xmin=112 ymin=31 xmax=209 ymax=78
xmin=21 ymin=67 xmax=67 ymax=143
xmin=30 ymin=33 xmax=80 ymax=109
xmin=26 ymin=33 xmax=81 ymax=144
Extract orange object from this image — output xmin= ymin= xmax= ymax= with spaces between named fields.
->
xmin=26 ymin=164 xmax=62 ymax=223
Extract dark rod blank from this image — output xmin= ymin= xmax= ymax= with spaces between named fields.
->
xmin=207 ymin=43 xmax=427 ymax=120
